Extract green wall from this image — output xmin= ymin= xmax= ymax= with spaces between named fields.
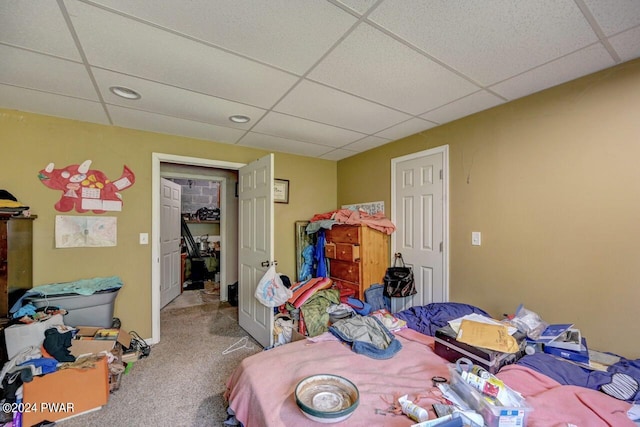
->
xmin=3 ymin=58 xmax=639 ymax=358
xmin=0 ymin=111 xmax=337 ymax=338
xmin=337 ymin=58 xmax=640 ymax=358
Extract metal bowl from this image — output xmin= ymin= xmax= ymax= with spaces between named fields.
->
xmin=294 ymin=374 xmax=359 ymax=423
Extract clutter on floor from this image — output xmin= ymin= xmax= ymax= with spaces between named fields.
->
xmin=0 ymin=277 xmax=150 ymax=426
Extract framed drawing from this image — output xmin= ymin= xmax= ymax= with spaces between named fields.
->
xmin=295 ymin=220 xmax=313 ymax=282
xmin=341 ymin=201 xmax=385 ymax=215
xmin=274 ymin=179 xmax=289 ymax=204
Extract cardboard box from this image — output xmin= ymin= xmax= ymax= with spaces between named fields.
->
xmin=70 ymin=326 xmax=132 ymax=358
xmin=291 ymin=329 xmax=306 ymax=342
xmin=4 ymin=314 xmax=66 ymax=359
xmin=22 ymin=357 xmax=109 ymax=426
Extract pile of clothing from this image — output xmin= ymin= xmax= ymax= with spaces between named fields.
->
xmin=0 ymin=190 xmax=30 ymax=217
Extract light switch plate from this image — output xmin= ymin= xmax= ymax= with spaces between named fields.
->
xmin=139 ymin=233 xmax=149 ymax=245
xmin=471 ymin=231 xmax=481 ymax=246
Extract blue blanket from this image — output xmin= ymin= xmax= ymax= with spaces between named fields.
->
xmin=394 ymin=302 xmax=491 ymax=336
xmin=10 ymin=276 xmax=123 ymax=314
xmin=517 ymin=352 xmax=640 ymax=403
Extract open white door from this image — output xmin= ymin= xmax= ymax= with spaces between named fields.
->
xmin=391 ymin=146 xmax=449 ymax=313
xmin=238 ymin=154 xmax=274 ymax=348
xmin=160 ymin=178 xmax=182 ymax=308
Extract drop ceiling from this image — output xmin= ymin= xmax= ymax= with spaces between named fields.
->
xmin=1 ymin=0 xmax=639 ymax=160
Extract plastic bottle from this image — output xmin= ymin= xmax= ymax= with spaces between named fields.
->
xmin=398 ymin=394 xmax=429 ymax=422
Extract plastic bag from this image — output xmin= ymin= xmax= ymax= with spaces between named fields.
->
xmin=255 ymin=265 xmax=292 ymax=307
xmin=509 ymin=304 xmax=548 ymax=340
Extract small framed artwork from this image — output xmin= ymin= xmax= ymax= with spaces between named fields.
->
xmin=274 ymin=179 xmax=289 ymax=204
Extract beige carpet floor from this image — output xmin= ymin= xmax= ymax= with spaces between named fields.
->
xmin=59 ymin=290 xmax=262 ymax=426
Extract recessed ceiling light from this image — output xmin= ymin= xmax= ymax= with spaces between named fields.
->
xmin=229 ymin=115 xmax=250 ymax=124
xmin=109 ymin=86 xmax=141 ymax=100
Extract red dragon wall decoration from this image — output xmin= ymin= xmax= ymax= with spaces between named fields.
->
xmin=38 ymin=160 xmax=135 ymax=213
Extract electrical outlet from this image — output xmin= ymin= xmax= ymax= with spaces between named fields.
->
xmin=471 ymin=231 xmax=481 ymax=246
xmin=139 ymin=233 xmax=149 ymax=245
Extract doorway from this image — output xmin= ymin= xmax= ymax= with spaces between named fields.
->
xmin=161 ymin=175 xmax=228 ymax=294
xmin=152 ymin=153 xmax=245 ymax=344
xmin=390 ymin=145 xmax=449 ymax=313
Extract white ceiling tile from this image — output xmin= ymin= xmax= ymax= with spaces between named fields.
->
xmin=319 ymin=148 xmax=360 ymax=161
xmin=368 ymin=0 xmax=599 ymax=85
xmin=1 ymin=0 xmax=638 ymax=160
xmin=375 ymin=118 xmax=437 ymax=140
xmin=0 ymin=45 xmax=97 ymax=100
xmin=89 ymin=0 xmax=357 ymax=74
xmin=308 ymin=23 xmax=479 ymax=115
xmin=0 ymin=84 xmax=109 ymax=125
xmin=490 ymin=44 xmax=615 ymax=100
xmin=335 ymin=0 xmax=380 ymax=16
xmin=93 ymin=68 xmax=266 ymax=129
xmin=609 ymin=27 xmax=640 ymax=62
xmin=252 ymin=112 xmax=365 ymax=147
xmin=274 ymin=80 xmax=412 ymax=134
xmin=64 ymin=1 xmax=299 ymax=108
xmin=108 ymin=105 xmax=245 ymax=144
xmin=342 ymin=135 xmax=391 ymax=152
xmin=238 ymin=132 xmax=333 ymax=158
xmin=0 ymin=0 xmax=81 ymax=60
xmin=421 ymin=91 xmax=505 ymax=125
xmin=582 ymin=0 xmax=640 ymax=36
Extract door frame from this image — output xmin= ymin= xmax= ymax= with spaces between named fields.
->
xmin=160 ymin=172 xmax=228 ymax=299
xmin=390 ymin=144 xmax=450 ymax=303
xmin=151 ymin=153 xmax=245 ymax=344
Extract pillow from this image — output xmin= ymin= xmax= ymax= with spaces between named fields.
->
xmin=394 ymin=302 xmax=490 ymax=336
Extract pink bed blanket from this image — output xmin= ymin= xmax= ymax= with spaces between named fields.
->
xmin=225 ymin=328 xmax=634 ymax=426
xmin=497 ymin=364 xmax=634 ymax=426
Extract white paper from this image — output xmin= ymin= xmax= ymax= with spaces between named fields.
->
xmin=448 ymin=313 xmax=518 ymax=335
xmin=55 ymin=215 xmax=117 ymax=248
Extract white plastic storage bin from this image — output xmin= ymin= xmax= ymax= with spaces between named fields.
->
xmin=448 ymin=364 xmax=532 ymax=427
xmin=26 ymin=288 xmax=120 ymax=327
xmin=4 ymin=314 xmax=66 ymax=359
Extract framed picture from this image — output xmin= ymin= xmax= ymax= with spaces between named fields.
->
xmin=274 ymin=179 xmax=289 ymax=204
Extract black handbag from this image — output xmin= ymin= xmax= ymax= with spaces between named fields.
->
xmin=383 ymin=253 xmax=416 ymax=298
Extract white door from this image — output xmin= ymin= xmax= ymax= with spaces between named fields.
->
xmin=391 ymin=146 xmax=449 ymax=312
xmin=238 ymin=154 xmax=274 ymax=348
xmin=160 ymin=178 xmax=182 ymax=308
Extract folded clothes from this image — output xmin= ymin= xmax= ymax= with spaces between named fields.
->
xmin=287 ymin=277 xmax=333 ymax=309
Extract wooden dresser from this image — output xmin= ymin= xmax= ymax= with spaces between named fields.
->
xmin=324 ymin=224 xmax=389 ymax=300
xmin=0 ymin=216 xmax=36 ymax=317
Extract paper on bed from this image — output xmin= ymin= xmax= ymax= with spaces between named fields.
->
xmin=456 ymin=320 xmax=520 ymax=353
xmin=448 ymin=313 xmax=517 ymax=335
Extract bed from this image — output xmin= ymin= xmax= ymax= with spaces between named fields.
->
xmin=225 ymin=305 xmax=637 ymax=426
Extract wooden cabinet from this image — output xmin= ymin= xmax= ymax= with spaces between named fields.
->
xmin=324 ymin=224 xmax=389 ymax=300
xmin=0 ymin=216 xmax=35 ymax=317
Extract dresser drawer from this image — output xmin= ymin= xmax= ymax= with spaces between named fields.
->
xmin=325 ymin=243 xmax=360 ymax=262
xmin=329 ymin=259 xmax=360 ymax=283
xmin=325 ymin=242 xmax=336 ymax=259
xmin=325 ymin=226 xmax=359 ymax=244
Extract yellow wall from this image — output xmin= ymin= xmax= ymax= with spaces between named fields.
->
xmin=338 ymin=58 xmax=640 ymax=358
xmin=0 ymin=111 xmax=337 ymax=338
